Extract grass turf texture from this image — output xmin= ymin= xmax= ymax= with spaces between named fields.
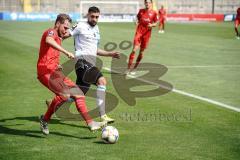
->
xmin=0 ymin=21 xmax=239 ymax=160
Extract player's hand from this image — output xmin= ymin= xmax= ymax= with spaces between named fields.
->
xmin=148 ymin=23 xmax=153 ymax=29
xmin=66 ymin=52 xmax=75 ymax=59
xmin=109 ymin=51 xmax=120 ymax=59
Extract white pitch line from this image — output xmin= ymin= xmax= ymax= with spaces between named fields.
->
xmin=166 ymin=65 xmax=240 ymax=69
xmin=172 ymin=89 xmax=240 ymax=112
xmin=104 ymin=67 xmax=240 ymax=113
xmin=110 ymin=65 xmax=240 ymax=69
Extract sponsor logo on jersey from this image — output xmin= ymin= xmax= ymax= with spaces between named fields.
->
xmin=143 ymin=18 xmax=150 ymax=22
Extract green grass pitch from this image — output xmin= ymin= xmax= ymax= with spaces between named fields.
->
xmin=0 ymin=21 xmax=240 ymax=160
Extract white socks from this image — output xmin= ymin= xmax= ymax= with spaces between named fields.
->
xmin=96 ymin=85 xmax=106 ymax=116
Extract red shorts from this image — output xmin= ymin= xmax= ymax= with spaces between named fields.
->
xmin=38 ymin=70 xmax=79 ymax=97
xmin=235 ymin=19 xmax=240 ymax=27
xmin=133 ymin=30 xmax=151 ymax=50
xmin=159 ymin=18 xmax=166 ymax=25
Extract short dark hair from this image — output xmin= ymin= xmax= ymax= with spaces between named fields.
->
xmin=145 ymin=0 xmax=153 ymax=3
xmin=88 ymin=6 xmax=100 ymax=13
xmin=55 ymin=13 xmax=72 ymax=25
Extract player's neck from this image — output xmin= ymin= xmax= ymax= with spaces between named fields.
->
xmin=52 ymin=27 xmax=59 ymax=36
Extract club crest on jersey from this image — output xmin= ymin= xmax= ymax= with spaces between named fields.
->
xmin=48 ymin=30 xmax=54 ymax=36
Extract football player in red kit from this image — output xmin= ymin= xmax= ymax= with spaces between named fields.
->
xmin=158 ymin=5 xmax=167 ymax=33
xmin=127 ymin=0 xmax=158 ymax=75
xmin=235 ymin=7 xmax=240 ymax=39
xmin=37 ymin=14 xmax=106 ymax=135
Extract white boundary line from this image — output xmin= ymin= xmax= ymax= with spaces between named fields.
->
xmin=104 ymin=67 xmax=240 ymax=113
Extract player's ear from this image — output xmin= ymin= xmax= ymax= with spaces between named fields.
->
xmin=55 ymin=21 xmax=60 ymax=27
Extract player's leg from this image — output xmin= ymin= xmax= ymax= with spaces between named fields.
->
xmin=235 ymin=19 xmax=239 ymax=39
xmin=133 ymin=32 xmax=151 ymax=70
xmin=128 ymin=45 xmax=139 ymax=69
xmin=96 ymin=76 xmax=114 ymax=123
xmin=75 ymin=59 xmax=104 ymax=117
xmin=75 ymin=60 xmax=91 ymax=95
xmin=162 ymin=19 xmax=165 ymax=33
xmin=158 ymin=20 xmax=163 ymax=33
xmin=38 ymin=73 xmax=69 ymax=134
xmin=75 ymin=59 xmax=113 ymax=123
xmin=38 ymin=71 xmax=105 ymax=134
xmin=133 ymin=49 xmax=144 ymax=70
xmin=72 ymin=93 xmax=107 ymax=131
xmin=62 ymin=73 xmax=107 ymax=131
xmin=40 ymin=95 xmax=68 ymax=135
xmin=128 ymin=32 xmax=141 ymax=70
xmin=60 ymin=77 xmax=107 ymax=131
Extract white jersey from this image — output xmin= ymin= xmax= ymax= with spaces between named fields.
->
xmin=69 ymin=21 xmax=100 ymax=65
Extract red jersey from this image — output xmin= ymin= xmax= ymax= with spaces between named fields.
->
xmin=158 ymin=8 xmax=166 ymax=20
xmin=137 ymin=9 xmax=158 ymax=33
xmin=37 ymin=29 xmax=62 ymax=76
xmin=237 ymin=8 xmax=240 ymax=19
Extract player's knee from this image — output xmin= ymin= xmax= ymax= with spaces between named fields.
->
xmin=133 ymin=45 xmax=139 ymax=52
xmin=58 ymin=95 xmax=74 ymax=103
xmin=58 ymin=96 xmax=69 ymax=101
xmin=140 ymin=48 xmax=145 ymax=53
xmin=97 ymin=76 xmax=107 ymax=86
xmin=130 ymin=53 xmax=135 ymax=59
xmin=72 ymin=95 xmax=85 ymax=100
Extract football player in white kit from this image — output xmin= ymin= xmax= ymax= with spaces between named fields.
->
xmin=66 ymin=6 xmax=120 ymax=123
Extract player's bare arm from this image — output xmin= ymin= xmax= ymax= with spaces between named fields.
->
xmin=46 ymin=36 xmax=74 ymax=59
xmin=97 ymin=48 xmax=120 ymax=59
xmin=148 ymin=22 xmax=157 ymax=28
xmin=135 ymin=19 xmax=139 ymax=26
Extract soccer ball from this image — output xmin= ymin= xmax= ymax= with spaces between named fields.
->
xmin=101 ymin=126 xmax=119 ymax=144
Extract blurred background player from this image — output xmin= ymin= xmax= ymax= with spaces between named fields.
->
xmin=235 ymin=7 xmax=240 ymax=39
xmin=127 ymin=0 xmax=158 ymax=75
xmin=37 ymin=14 xmax=106 ymax=135
xmin=158 ymin=5 xmax=167 ymax=33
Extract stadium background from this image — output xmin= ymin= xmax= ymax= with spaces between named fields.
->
xmin=0 ymin=0 xmax=240 ymax=22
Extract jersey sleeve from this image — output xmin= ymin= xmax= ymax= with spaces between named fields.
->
xmin=69 ymin=23 xmax=82 ymax=36
xmin=46 ymin=29 xmax=57 ymax=39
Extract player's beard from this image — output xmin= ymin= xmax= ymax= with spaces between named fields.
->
xmin=88 ymin=20 xmax=97 ymax=27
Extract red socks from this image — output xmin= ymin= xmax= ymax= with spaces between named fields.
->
xmin=43 ymin=96 xmax=93 ymax=125
xmin=128 ymin=51 xmax=135 ymax=69
xmin=75 ymin=97 xmax=93 ymax=124
xmin=44 ymin=96 xmax=66 ymax=122
xmin=128 ymin=51 xmax=144 ymax=70
xmin=134 ymin=53 xmax=143 ymax=69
